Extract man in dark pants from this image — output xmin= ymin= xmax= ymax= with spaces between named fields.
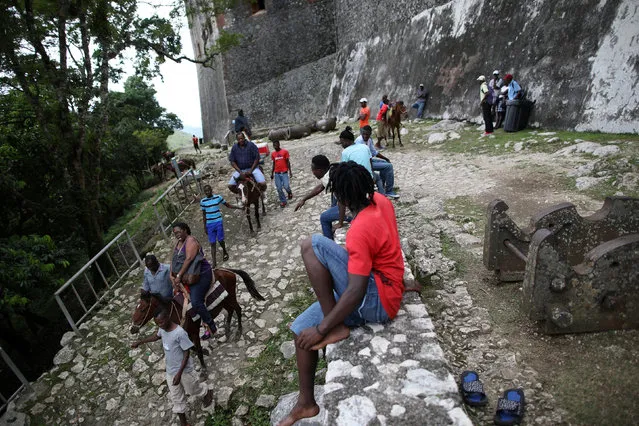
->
xmin=477 ymin=75 xmax=493 ymax=135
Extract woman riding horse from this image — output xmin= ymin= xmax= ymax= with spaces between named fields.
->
xmin=171 ymin=222 xmax=216 ymax=339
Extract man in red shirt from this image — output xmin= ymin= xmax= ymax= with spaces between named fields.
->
xmin=277 ymin=161 xmax=405 ymax=426
xmin=270 ymin=140 xmax=293 ymax=207
xmin=375 ymin=98 xmax=390 ymax=150
xmin=358 ymin=97 xmax=370 ymax=129
xmin=192 ymin=134 xmax=202 ymax=154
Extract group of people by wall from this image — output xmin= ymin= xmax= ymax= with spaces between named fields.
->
xmin=477 ymin=71 xmax=522 ymax=135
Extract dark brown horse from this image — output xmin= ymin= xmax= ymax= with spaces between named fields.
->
xmin=129 ymin=267 xmax=264 ymax=371
xmin=237 ymin=175 xmax=266 ymax=233
xmin=388 ymin=101 xmax=407 ymax=148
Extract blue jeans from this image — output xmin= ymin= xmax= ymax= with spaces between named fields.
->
xmin=372 ymin=159 xmax=394 ymax=193
xmin=189 ymin=268 xmax=215 ymax=329
xmin=290 ymin=235 xmax=389 ymax=335
xmin=412 ymin=100 xmax=426 ymax=118
xmin=374 ymin=172 xmax=385 ymax=195
xmin=274 ymin=172 xmax=292 ymax=203
xmin=320 ymin=206 xmax=353 ymax=240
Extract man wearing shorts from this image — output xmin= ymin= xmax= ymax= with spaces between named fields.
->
xmin=200 ymin=184 xmax=241 ymax=268
xmin=131 ymin=308 xmax=213 ymax=426
xmin=228 ymin=132 xmax=267 ymax=198
xmin=277 ymin=161 xmax=405 ymax=426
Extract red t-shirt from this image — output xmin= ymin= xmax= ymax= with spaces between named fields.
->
xmin=359 ymin=106 xmax=370 ymax=128
xmin=346 ymin=193 xmax=404 ymax=318
xmin=376 ymin=104 xmax=389 ymax=121
xmin=271 ymin=148 xmax=290 ymax=173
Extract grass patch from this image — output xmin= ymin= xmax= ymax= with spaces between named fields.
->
xmin=167 ymin=130 xmax=194 ymax=151
xmin=103 ymin=185 xmax=168 ymax=242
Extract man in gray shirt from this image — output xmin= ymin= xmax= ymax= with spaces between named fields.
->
xmin=141 ymin=254 xmax=173 ymax=299
xmin=132 ymin=308 xmax=213 ymax=426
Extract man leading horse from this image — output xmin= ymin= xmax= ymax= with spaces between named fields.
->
xmin=228 ymin=132 xmax=267 ymax=205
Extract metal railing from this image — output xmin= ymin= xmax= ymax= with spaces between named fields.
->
xmin=54 ymin=230 xmax=142 ymax=332
xmin=0 ymin=345 xmax=30 ymax=413
xmin=153 ymin=168 xmax=205 ymax=238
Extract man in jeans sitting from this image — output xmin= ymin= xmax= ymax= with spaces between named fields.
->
xmin=228 ymin=132 xmax=267 ymax=200
xmin=355 ymin=125 xmax=400 ymax=199
xmin=277 ymin=161 xmax=405 ymax=426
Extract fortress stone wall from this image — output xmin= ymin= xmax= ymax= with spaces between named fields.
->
xmin=190 ymin=0 xmax=639 ymax=143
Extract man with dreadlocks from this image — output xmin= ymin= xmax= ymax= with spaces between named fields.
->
xmin=277 ymin=161 xmax=405 ymax=426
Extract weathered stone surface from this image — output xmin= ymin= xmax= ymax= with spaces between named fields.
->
xmin=60 ymin=331 xmax=76 ymax=347
xmin=53 ymin=346 xmax=75 ymax=366
xmin=335 ymin=395 xmax=376 ymax=426
xmin=255 ymin=394 xmax=276 ymax=408
xmin=279 ymin=341 xmax=296 ymax=359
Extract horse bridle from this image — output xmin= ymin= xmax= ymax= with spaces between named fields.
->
xmin=131 ymin=297 xmax=176 ymax=328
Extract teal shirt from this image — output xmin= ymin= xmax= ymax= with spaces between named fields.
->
xmin=341 ymin=144 xmax=373 ymax=176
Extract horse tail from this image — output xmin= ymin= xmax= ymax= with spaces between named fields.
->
xmin=220 ymin=267 xmax=265 ymax=301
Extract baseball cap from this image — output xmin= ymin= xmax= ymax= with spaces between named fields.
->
xmin=493 ymin=70 xmax=499 ymax=75
xmin=419 ymin=83 xmax=424 ymax=87
xmin=359 ymin=98 xmax=368 ymax=103
xmin=476 ymin=75 xmax=486 ymax=81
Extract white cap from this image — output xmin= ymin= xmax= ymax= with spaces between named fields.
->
xmin=419 ymin=83 xmax=424 ymax=87
xmin=477 ymin=75 xmax=486 ymax=81
xmin=493 ymin=70 xmax=500 ymax=75
xmin=359 ymin=98 xmax=368 ymax=103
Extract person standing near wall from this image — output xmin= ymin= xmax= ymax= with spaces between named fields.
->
xmin=358 ymin=98 xmax=370 ymax=130
xmin=375 ymin=98 xmax=390 ymax=150
xmin=411 ymin=84 xmax=428 ymax=119
xmin=477 ymin=75 xmax=494 ymax=135
xmin=192 ymin=134 xmax=202 ymax=154
xmin=503 ymin=74 xmax=522 ymax=100
xmin=489 ymin=70 xmax=502 ymax=118
xmin=234 ymin=109 xmax=252 ymax=138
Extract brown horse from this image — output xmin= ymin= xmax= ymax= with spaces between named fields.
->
xmin=388 ymin=101 xmax=407 ymax=148
xmin=151 ymin=163 xmax=166 ymax=181
xmin=129 ymin=267 xmax=264 ymax=371
xmin=237 ymin=175 xmax=266 ymax=233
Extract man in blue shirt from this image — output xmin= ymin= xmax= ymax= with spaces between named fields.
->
xmin=200 ymin=184 xmax=241 ymax=268
xmin=228 ymin=132 xmax=267 ymax=198
xmin=355 ymin=126 xmax=399 ymax=199
xmin=503 ymin=74 xmax=522 ymax=100
xmin=141 ymin=254 xmax=173 ymax=299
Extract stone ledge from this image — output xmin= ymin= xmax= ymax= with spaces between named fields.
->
xmin=271 ymin=292 xmax=471 ymax=426
xmin=271 ymin=228 xmax=471 ymax=425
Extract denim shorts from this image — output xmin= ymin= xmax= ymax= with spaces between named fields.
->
xmin=290 ymin=234 xmax=389 ymax=335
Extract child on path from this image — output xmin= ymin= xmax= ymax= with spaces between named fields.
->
xmin=270 ymin=140 xmax=293 ymax=207
xmin=199 ymin=184 xmax=242 ymax=269
xmin=131 ymin=308 xmax=213 ymax=426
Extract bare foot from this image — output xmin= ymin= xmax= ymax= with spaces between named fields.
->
xmin=277 ymin=402 xmax=320 ymax=426
xmin=311 ymin=324 xmax=350 ymax=351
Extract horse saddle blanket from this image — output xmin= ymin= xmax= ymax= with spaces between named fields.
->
xmin=173 ymin=280 xmax=228 ymax=321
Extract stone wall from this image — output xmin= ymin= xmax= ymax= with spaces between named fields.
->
xmin=191 ymin=0 xmax=638 ymax=135
xmin=327 ymin=0 xmax=639 ymax=133
xmin=187 ymin=1 xmax=230 ymax=144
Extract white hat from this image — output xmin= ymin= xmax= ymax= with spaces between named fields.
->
xmin=477 ymin=75 xmax=486 ymax=81
xmin=419 ymin=83 xmax=424 ymax=87
xmin=359 ymin=98 xmax=368 ymax=103
xmin=493 ymin=70 xmax=500 ymax=75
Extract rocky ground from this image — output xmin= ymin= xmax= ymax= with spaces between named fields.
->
xmin=2 ymin=119 xmax=638 ymax=425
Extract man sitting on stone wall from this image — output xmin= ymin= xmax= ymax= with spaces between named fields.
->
xmin=277 ymin=161 xmax=405 ymax=426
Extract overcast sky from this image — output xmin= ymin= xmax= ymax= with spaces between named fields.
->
xmin=115 ymin=2 xmax=203 ymax=134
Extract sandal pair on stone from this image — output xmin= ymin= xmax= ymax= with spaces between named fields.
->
xmin=460 ymin=371 xmax=525 ymax=425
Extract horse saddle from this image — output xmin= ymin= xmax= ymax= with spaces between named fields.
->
xmin=173 ymin=280 xmax=228 ymax=321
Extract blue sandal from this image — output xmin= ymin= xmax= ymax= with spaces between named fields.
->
xmin=460 ymin=371 xmax=488 ymax=406
xmin=494 ymin=388 xmax=525 ymax=425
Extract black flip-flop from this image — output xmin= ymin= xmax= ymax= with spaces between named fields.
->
xmin=222 ymin=253 xmax=229 ymax=261
xmin=460 ymin=370 xmax=488 ymax=406
xmin=494 ymin=388 xmax=525 ymax=425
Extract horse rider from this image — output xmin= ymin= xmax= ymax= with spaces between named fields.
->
xmin=141 ymin=254 xmax=173 ymax=299
xmin=228 ymin=132 xmax=267 ymax=203
xmin=234 ymin=109 xmax=252 ymax=138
